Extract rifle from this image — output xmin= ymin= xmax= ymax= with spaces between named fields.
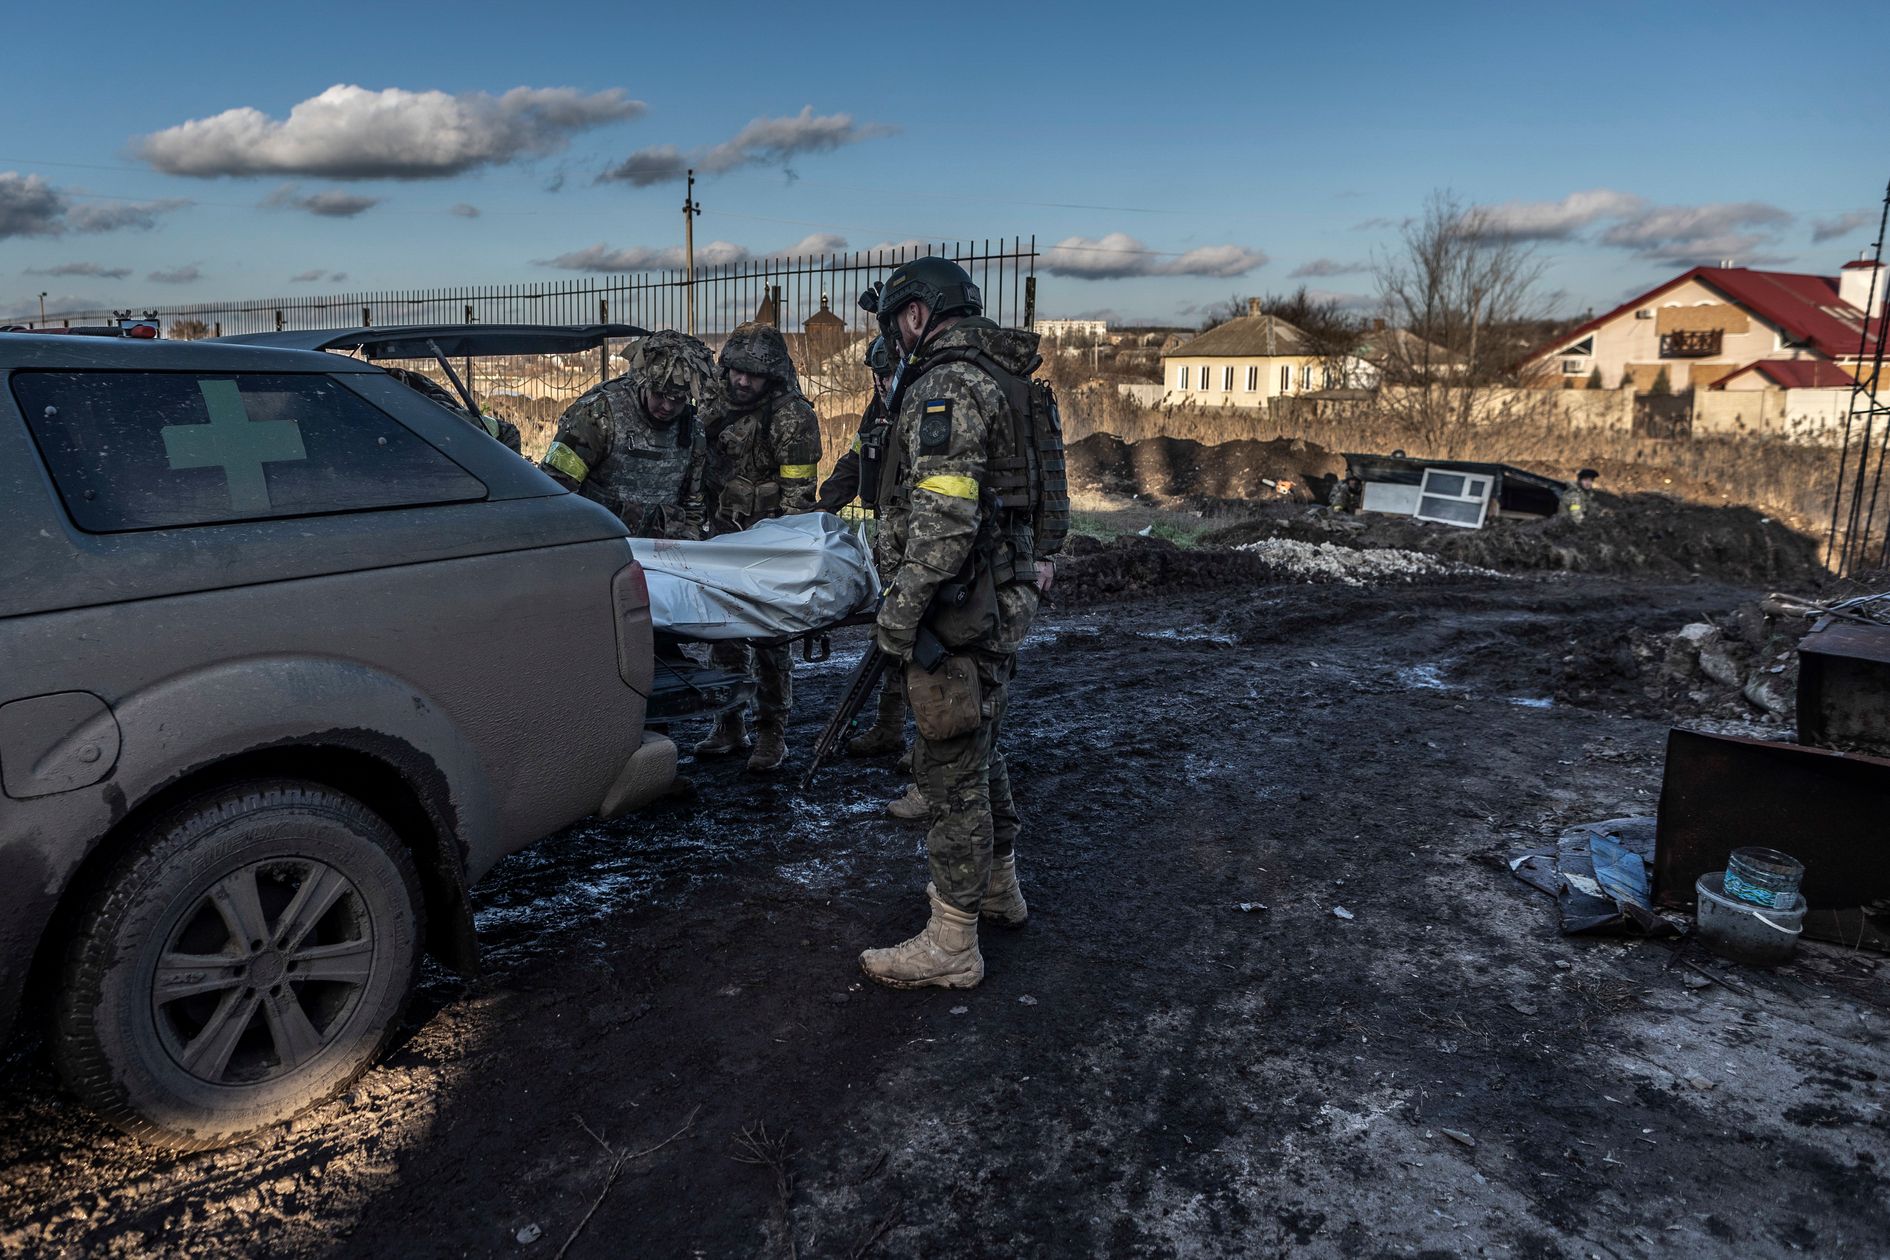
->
xmin=801 ymin=623 xmax=944 ymax=790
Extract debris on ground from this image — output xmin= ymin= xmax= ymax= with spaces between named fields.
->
xmin=1511 ymin=818 xmax=1678 ymax=937
xmin=1234 ymin=537 xmax=1500 ymax=586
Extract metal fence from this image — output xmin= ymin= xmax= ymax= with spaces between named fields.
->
xmin=30 ymin=237 xmax=1037 ymax=455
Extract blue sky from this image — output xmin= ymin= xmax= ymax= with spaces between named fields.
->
xmin=5 ymin=0 xmax=1885 ymax=325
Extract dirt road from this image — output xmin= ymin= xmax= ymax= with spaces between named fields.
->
xmin=3 ymin=573 xmax=1886 ymax=1258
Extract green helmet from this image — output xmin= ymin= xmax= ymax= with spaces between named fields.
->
xmin=875 ymin=256 xmax=983 ymax=328
xmin=629 ymin=329 xmax=715 ymax=401
xmin=863 ymin=334 xmax=894 ymax=378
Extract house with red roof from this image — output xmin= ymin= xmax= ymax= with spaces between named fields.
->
xmin=1524 ymin=258 xmax=1887 ymax=394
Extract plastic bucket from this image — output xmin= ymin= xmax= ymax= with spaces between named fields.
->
xmin=1696 ymin=872 xmax=1804 ymax=965
xmin=1723 ymin=846 xmax=1805 ymax=910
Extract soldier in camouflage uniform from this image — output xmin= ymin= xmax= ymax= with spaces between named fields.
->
xmin=382 ymin=366 xmax=525 ymax=454
xmin=817 ymin=338 xmax=919 ymax=791
xmin=1328 ymin=471 xmax=1363 ymax=513
xmin=857 ymin=257 xmax=1045 ymax=991
xmin=1560 ymin=468 xmax=1599 ymax=523
xmin=537 ymin=330 xmax=715 ymax=539
xmin=694 ymin=321 xmax=824 ymax=772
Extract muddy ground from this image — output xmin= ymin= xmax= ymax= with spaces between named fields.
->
xmin=3 ymin=573 xmax=1888 ymax=1258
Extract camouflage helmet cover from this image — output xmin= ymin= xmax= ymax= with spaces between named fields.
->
xmin=719 ymin=321 xmax=801 ymax=393
xmin=629 ymin=329 xmax=716 ymax=401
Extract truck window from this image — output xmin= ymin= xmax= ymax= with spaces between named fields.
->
xmin=12 ymin=370 xmax=487 ymax=532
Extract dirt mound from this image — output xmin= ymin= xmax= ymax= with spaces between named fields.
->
xmin=1066 ymin=433 xmax=1345 ymax=505
xmin=1200 ymin=493 xmax=1823 ymax=586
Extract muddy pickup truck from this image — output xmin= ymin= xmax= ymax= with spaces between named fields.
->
xmin=0 ymin=329 xmax=712 ymax=1150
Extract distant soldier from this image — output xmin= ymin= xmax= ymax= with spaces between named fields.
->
xmin=1560 ymin=468 xmax=1599 ymax=522
xmin=538 ymin=330 xmax=715 ymax=539
xmin=382 ymin=366 xmax=524 ymax=454
xmin=1328 ymin=472 xmax=1363 ymax=513
xmin=695 ymin=321 xmax=823 ymax=772
xmin=818 ymin=337 xmax=922 ymax=814
xmin=858 ymin=256 xmax=1061 ymax=991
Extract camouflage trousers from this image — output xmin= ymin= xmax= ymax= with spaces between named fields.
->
xmin=711 ymin=639 xmax=792 ymax=727
xmin=914 ymin=652 xmax=1021 ymax=915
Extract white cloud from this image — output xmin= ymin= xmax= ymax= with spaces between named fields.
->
xmin=148 ymin=265 xmax=202 ymax=284
xmin=1480 ymin=189 xmax=1647 ymax=241
xmin=450 ymin=202 xmax=481 ymax=218
xmin=288 ymin=269 xmax=349 ymax=284
xmin=1040 ymin=233 xmax=1267 ymax=280
xmin=0 ymin=171 xmax=188 ymax=239
xmin=25 ymin=260 xmax=133 ymax=279
xmin=262 ymin=184 xmax=381 ymax=218
xmin=1598 ymin=201 xmax=1794 ymax=264
xmin=598 ymin=106 xmax=894 ymax=186
xmin=1289 ymin=258 xmax=1370 ymax=278
xmin=136 ymin=84 xmax=643 ymax=180
xmin=533 ymin=232 xmax=851 ymax=273
xmin=1811 ymin=210 xmax=1875 ymax=245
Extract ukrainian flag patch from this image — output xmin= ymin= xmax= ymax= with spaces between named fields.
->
xmin=919 ymin=399 xmax=952 ymax=454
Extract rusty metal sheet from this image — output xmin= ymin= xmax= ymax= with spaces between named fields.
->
xmin=1798 ymin=618 xmax=1890 ymax=756
xmin=1655 ymin=728 xmax=1890 ymax=950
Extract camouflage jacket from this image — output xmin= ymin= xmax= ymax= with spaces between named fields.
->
xmin=700 ymin=385 xmax=822 ymax=534
xmin=1328 ymin=480 xmax=1361 ymax=512
xmin=540 ymin=376 xmax=705 ymax=539
xmin=1560 ymin=486 xmax=1591 ymax=520
xmin=382 ymin=366 xmax=523 ymax=454
xmin=876 ymin=319 xmax=1043 ymax=659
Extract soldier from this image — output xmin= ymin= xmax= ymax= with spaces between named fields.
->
xmin=538 ymin=330 xmax=714 ymax=539
xmin=694 ymin=321 xmax=823 ymax=772
xmin=1328 ymin=471 xmax=1363 ymax=513
xmin=383 ymin=366 xmax=525 ymax=454
xmin=818 ymin=339 xmax=921 ymax=808
xmin=1560 ymin=467 xmax=1599 ymax=522
xmin=857 ymin=257 xmax=1050 ymax=991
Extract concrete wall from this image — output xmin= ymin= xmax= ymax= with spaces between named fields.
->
xmin=1693 ymin=388 xmax=1853 ymax=443
xmin=1540 ymin=276 xmax=1816 ymax=390
xmin=1377 ymin=385 xmax=1635 ymax=433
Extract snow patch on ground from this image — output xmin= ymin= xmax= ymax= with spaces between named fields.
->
xmin=1234 ymin=538 xmax=1502 ymax=586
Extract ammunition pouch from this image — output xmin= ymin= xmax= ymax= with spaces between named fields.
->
xmin=906 ymin=654 xmax=983 ymax=741
xmin=927 ymin=557 xmax=1000 ymax=649
xmin=718 ymin=475 xmax=781 ymax=522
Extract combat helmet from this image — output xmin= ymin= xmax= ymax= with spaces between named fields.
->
xmin=629 ymin=329 xmax=715 ymax=402
xmin=868 ymin=257 xmax=983 ymax=336
xmin=719 ymin=321 xmax=800 ymax=393
xmin=863 ymin=334 xmax=895 ymax=378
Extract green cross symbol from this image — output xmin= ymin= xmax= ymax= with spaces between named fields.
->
xmin=160 ymin=380 xmax=308 ymax=514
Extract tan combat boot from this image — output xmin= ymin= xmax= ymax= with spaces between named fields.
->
xmin=846 ymin=688 xmax=907 ymax=757
xmin=859 ymin=885 xmax=983 ymax=990
xmin=693 ymin=710 xmax=749 ymax=758
xmin=982 ymin=853 xmax=1028 ymax=929
xmin=886 ymin=783 xmax=928 ymax=822
xmin=746 ymin=720 xmax=787 ymax=773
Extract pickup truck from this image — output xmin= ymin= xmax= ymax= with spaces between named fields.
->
xmin=0 ymin=326 xmax=734 ymax=1149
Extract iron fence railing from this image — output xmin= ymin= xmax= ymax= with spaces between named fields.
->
xmin=25 ymin=238 xmax=1037 ymax=455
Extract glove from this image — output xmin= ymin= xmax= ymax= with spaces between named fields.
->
xmin=875 ymin=617 xmax=915 ymax=661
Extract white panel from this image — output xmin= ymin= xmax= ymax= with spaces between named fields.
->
xmin=1362 ymin=482 xmax=1421 ymax=515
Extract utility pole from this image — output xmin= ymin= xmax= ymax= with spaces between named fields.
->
xmin=38 ymin=292 xmax=47 ymax=325
xmin=682 ymin=168 xmax=700 ymax=336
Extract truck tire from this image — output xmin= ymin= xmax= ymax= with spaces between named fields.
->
xmin=53 ymin=780 xmax=424 ymax=1151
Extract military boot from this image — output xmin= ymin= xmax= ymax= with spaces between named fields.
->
xmin=846 ymin=687 xmax=907 ymax=757
xmin=859 ymin=884 xmax=983 ymax=990
xmin=982 ymin=853 xmax=1028 ymax=929
xmin=746 ymin=720 xmax=787 ymax=773
xmin=693 ymin=711 xmax=749 ymax=758
xmin=886 ymin=783 xmax=929 ymax=822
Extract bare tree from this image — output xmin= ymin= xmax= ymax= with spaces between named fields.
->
xmin=1258 ymin=285 xmax=1365 ymax=381
xmin=1372 ymin=191 xmax=1557 ymax=454
xmin=168 ymin=317 xmax=212 ymax=341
